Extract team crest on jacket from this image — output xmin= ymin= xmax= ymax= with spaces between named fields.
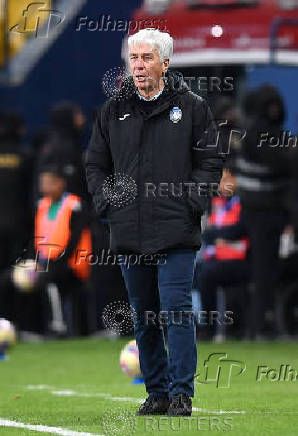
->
xmin=170 ymin=106 xmax=182 ymax=124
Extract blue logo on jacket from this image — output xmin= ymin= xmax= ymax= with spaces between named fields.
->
xmin=170 ymin=107 xmax=182 ymax=124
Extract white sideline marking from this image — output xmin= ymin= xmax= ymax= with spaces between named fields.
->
xmin=25 ymin=385 xmax=248 ymax=414
xmin=26 ymin=385 xmax=55 ymax=390
xmin=0 ymin=418 xmax=103 ymax=436
xmin=192 ymin=407 xmax=246 ymax=414
xmin=52 ymin=390 xmax=144 ymax=404
xmin=23 ymin=385 xmax=298 ymax=416
xmin=26 ymin=385 xmax=144 ymax=403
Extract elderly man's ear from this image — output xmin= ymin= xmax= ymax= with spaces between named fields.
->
xmin=163 ymin=59 xmax=169 ymax=72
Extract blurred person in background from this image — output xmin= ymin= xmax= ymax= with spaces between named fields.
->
xmin=236 ymin=85 xmax=290 ymax=339
xmin=191 ymin=96 xmax=241 ymax=336
xmin=288 ymin=124 xmax=298 ymax=245
xmin=34 ymin=164 xmax=93 ymax=336
xmin=212 ymin=96 xmax=241 ymax=159
xmin=18 ymin=164 xmax=94 ymax=338
xmin=35 ymin=102 xmax=88 ymax=200
xmin=198 ymin=167 xmax=250 ymax=341
xmin=0 ymin=110 xmax=33 ymax=322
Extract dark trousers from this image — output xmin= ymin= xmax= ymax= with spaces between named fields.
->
xmin=0 ymin=232 xmax=25 ymax=323
xmin=0 ymin=267 xmax=96 ymax=337
xmin=198 ymin=259 xmax=250 ymax=337
xmin=37 ymin=268 xmax=96 ymax=337
xmin=120 ymin=249 xmax=197 ymax=398
xmin=242 ymin=207 xmax=288 ymax=336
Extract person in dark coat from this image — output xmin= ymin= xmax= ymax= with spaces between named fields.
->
xmin=236 ymin=85 xmax=290 ymax=339
xmin=36 ymin=102 xmax=88 ymax=199
xmin=85 ymin=29 xmax=224 ymax=416
xmin=0 ymin=111 xmax=33 ymax=322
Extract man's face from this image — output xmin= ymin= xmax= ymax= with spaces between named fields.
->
xmin=129 ymin=43 xmax=168 ymax=93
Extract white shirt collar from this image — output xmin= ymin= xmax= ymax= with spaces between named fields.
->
xmin=137 ymin=88 xmax=164 ymax=101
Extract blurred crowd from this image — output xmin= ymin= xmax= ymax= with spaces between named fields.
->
xmin=0 ymin=83 xmax=298 ymax=341
xmin=196 ymin=85 xmax=298 ymax=341
xmin=0 ymin=103 xmax=127 ymax=340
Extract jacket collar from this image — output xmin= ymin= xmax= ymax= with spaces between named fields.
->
xmin=141 ymin=90 xmax=187 ymax=120
xmin=117 ymin=70 xmax=189 ymax=119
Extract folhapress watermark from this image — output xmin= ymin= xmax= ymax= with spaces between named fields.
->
xmin=75 ymin=15 xmax=167 ymax=33
xmin=17 ymin=245 xmax=167 ymax=272
xmin=256 ymin=365 xmax=298 ymax=382
xmin=195 ymin=353 xmax=246 ymax=388
xmin=257 ymin=131 xmax=297 ymax=148
xmin=194 ymin=120 xmax=245 ymax=155
xmin=75 ymin=250 xmax=167 ymax=269
xmin=10 ymin=2 xmax=64 ymax=38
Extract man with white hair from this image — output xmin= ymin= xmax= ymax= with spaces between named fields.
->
xmin=86 ymin=29 xmax=223 ymax=416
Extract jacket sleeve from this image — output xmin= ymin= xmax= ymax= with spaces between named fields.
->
xmin=188 ymin=97 xmax=225 ymax=215
xmin=85 ymin=103 xmax=113 ymax=217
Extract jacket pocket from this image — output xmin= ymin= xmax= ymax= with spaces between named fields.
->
xmin=182 ymin=195 xmax=197 ymax=233
xmin=106 ymin=201 xmax=137 ymax=224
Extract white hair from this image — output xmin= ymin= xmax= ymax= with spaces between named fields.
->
xmin=128 ymin=29 xmax=173 ymax=62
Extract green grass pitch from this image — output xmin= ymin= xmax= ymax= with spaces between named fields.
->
xmin=0 ymin=338 xmax=298 ymax=436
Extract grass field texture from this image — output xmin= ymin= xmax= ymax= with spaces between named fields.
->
xmin=0 ymin=339 xmax=298 ymax=436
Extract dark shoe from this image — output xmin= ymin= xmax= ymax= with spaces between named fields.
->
xmin=167 ymin=393 xmax=192 ymax=416
xmin=136 ymin=394 xmax=170 ymax=416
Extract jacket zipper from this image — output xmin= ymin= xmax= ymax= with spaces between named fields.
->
xmin=138 ymin=120 xmax=145 ymax=252
xmin=132 ymin=97 xmax=183 ymax=252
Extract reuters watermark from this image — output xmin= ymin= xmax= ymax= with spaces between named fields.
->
xmin=102 ymin=301 xmax=136 ymax=335
xmin=101 ymin=408 xmax=233 ymax=435
xmin=144 ymin=310 xmax=234 ymax=327
xmin=101 ymin=408 xmax=137 ymax=436
xmin=100 ymin=302 xmax=234 ymax=335
xmin=184 ymin=76 xmax=234 ymax=92
xmin=101 ymin=65 xmax=235 ymax=103
xmin=101 ymin=174 xmax=235 ymax=208
xmin=122 ymin=74 xmax=234 ymax=94
xmin=143 ymin=416 xmax=233 ymax=432
xmin=144 ymin=181 xmax=234 ymax=198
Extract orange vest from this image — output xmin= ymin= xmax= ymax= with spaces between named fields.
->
xmin=214 ymin=238 xmax=249 ymax=261
xmin=204 ymin=196 xmax=249 ymax=261
xmin=35 ymin=194 xmax=92 ymax=281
